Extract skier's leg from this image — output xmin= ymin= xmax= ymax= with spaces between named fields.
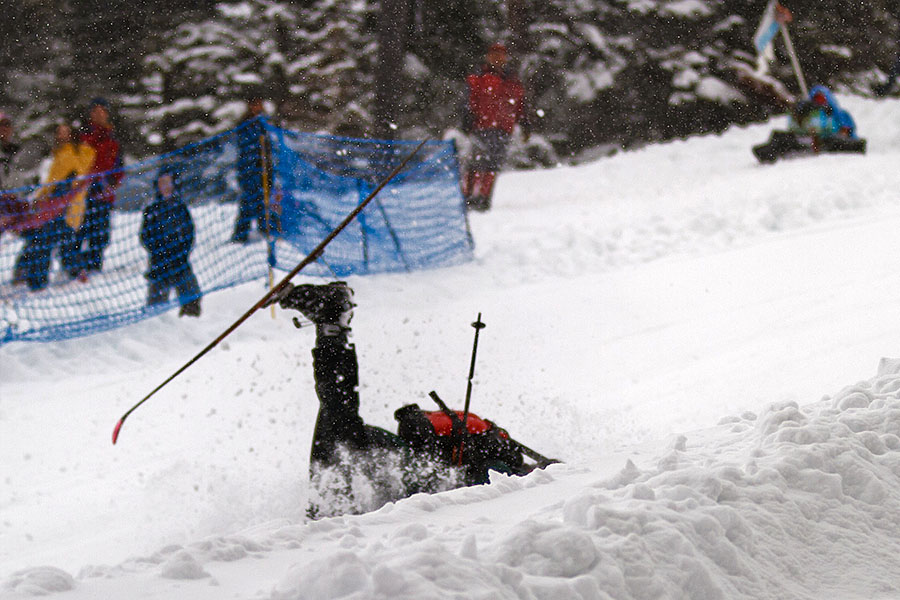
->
xmin=310 ymin=330 xmax=368 ymax=464
xmin=273 ymin=282 xmax=368 ymax=464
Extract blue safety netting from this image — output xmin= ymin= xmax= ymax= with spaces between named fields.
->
xmin=0 ymin=118 xmax=472 ymax=343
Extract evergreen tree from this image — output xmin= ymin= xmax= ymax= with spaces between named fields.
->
xmin=2 ymin=0 xmax=900 ymax=174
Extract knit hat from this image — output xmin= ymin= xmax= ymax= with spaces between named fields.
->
xmin=157 ymin=161 xmax=181 ymax=181
xmin=88 ymin=97 xmax=110 ymax=110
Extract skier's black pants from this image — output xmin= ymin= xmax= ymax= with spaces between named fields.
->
xmin=310 ymin=334 xmax=368 ymax=465
xmin=309 ymin=331 xmax=401 ymax=467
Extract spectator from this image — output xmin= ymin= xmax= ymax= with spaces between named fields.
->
xmin=873 ymin=54 xmax=900 ymax=96
xmin=789 ymin=86 xmax=857 ymax=147
xmin=16 ymin=123 xmax=95 ymax=290
xmin=75 ymin=97 xmax=122 ymax=274
xmin=140 ymin=164 xmax=201 ymax=317
xmin=231 ymin=96 xmax=277 ymax=243
xmin=461 ymin=43 xmax=529 ymax=212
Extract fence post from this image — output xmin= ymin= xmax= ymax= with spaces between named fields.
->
xmin=260 ymin=132 xmax=276 ymax=319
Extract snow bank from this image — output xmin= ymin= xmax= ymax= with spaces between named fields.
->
xmin=251 ymin=359 xmax=900 ymax=600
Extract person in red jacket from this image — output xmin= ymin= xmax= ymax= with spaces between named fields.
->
xmin=75 ymin=97 xmax=122 ymax=274
xmin=462 ymin=43 xmax=529 ymax=212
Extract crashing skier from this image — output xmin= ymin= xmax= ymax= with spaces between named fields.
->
xmin=265 ymin=281 xmax=556 ymax=518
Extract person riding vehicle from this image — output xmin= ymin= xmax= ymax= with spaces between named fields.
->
xmin=752 ymin=85 xmax=866 ymax=163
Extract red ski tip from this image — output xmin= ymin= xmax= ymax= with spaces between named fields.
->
xmin=112 ymin=418 xmax=123 ymax=445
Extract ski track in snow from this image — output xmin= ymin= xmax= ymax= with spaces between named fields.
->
xmin=1 ymin=96 xmax=900 ymax=599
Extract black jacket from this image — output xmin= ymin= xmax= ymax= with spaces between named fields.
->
xmin=140 ymin=193 xmax=195 ymax=281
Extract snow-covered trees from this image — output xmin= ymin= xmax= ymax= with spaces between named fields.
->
xmin=1 ymin=0 xmax=899 ymax=167
xmin=135 ymin=0 xmax=378 ymax=150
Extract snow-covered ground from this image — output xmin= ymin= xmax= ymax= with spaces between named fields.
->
xmin=2 ymin=96 xmax=900 ymax=599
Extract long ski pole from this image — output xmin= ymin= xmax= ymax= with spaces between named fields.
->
xmin=112 ymin=138 xmax=431 ymax=445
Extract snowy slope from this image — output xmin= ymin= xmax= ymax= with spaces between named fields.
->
xmin=2 ymin=96 xmax=900 ymax=599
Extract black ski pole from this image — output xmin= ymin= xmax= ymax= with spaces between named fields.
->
xmin=507 ymin=438 xmax=559 ymax=468
xmin=429 ymin=390 xmax=468 ymax=464
xmin=460 ymin=313 xmax=485 ymax=430
xmin=112 ymin=138 xmax=431 ymax=445
xmin=431 ymin=390 xmax=559 ymax=468
xmin=429 ymin=390 xmax=464 ymax=429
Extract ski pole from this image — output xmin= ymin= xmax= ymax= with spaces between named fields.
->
xmin=460 ymin=313 xmax=485 ymax=434
xmin=112 ymin=138 xmax=431 ymax=445
xmin=429 ymin=390 xmax=468 ymax=463
xmin=506 ymin=438 xmax=559 ymax=468
xmin=430 ymin=390 xmax=559 ymax=468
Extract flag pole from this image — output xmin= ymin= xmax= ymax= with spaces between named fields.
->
xmin=780 ymin=24 xmax=808 ymax=97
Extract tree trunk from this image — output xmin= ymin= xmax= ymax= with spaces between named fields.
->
xmin=374 ymin=0 xmax=411 ymax=139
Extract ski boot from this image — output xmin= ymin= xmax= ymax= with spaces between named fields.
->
xmin=270 ymin=281 xmax=355 ymax=335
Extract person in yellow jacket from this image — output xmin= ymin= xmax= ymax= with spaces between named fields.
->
xmin=14 ymin=123 xmax=95 ymax=290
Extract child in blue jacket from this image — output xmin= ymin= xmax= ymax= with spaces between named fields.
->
xmin=140 ymin=164 xmax=201 ymax=316
xmin=789 ymin=86 xmax=857 ymax=140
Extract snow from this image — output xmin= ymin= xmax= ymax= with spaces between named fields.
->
xmin=672 ymin=68 xmax=700 ymax=89
xmin=2 ymin=95 xmax=900 ymax=599
xmin=566 ymin=68 xmax=616 ymax=102
xmin=660 ymin=0 xmax=713 ymax=18
xmin=695 ymin=76 xmax=745 ymax=103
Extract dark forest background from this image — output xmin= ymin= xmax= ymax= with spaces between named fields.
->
xmin=1 ymin=0 xmax=898 ymax=169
